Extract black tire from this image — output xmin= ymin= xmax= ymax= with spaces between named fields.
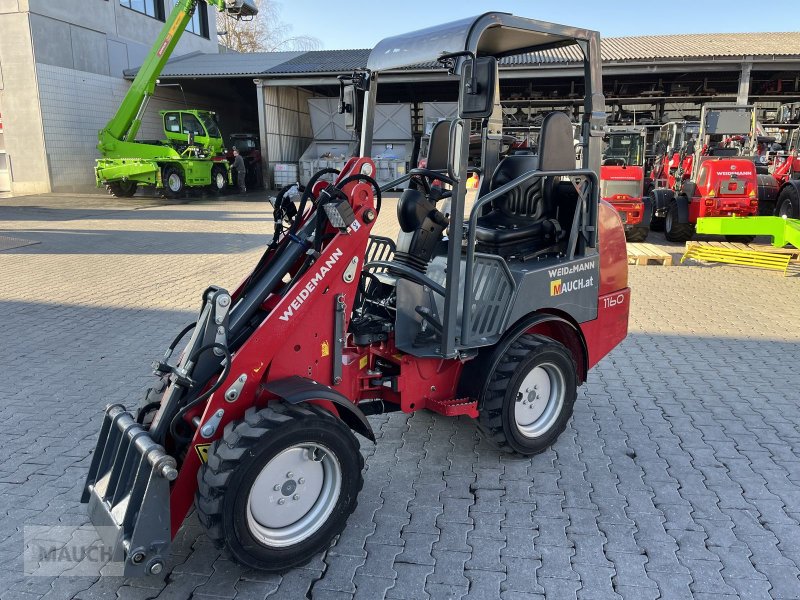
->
xmin=210 ymin=164 xmax=228 ymax=194
xmin=477 ymin=334 xmax=577 ymax=456
xmin=196 ymin=403 xmax=364 ymax=572
xmin=664 ymin=200 xmax=694 ymax=242
xmin=625 ymin=226 xmax=649 ymax=243
xmin=725 ymin=235 xmax=755 ymax=244
xmin=777 ymin=186 xmax=800 ymax=219
xmin=106 ymin=181 xmax=138 ymax=198
xmin=162 ymin=165 xmax=185 ymax=198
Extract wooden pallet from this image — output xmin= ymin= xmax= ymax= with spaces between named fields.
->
xmin=684 ymin=240 xmax=800 ymax=260
xmin=627 ymin=243 xmax=673 ymax=266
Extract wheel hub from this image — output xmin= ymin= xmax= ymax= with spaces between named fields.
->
xmin=513 ymin=363 xmax=565 ymax=438
xmin=247 ymin=443 xmax=341 ymax=548
xmin=168 ymin=174 xmax=181 ymax=192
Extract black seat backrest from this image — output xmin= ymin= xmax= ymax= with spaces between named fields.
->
xmin=426 ymin=120 xmax=452 ymax=171
xmin=487 ymin=111 xmax=576 ymax=218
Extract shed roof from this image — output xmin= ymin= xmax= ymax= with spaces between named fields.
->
xmin=125 ymin=32 xmax=800 ymax=79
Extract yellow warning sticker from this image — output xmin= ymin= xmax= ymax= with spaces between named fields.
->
xmin=321 ymin=340 xmax=330 ymax=357
xmin=195 ymin=443 xmax=211 ymax=464
xmin=359 ymin=355 xmax=368 ymax=370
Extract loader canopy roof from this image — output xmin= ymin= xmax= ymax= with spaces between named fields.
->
xmin=367 ymin=12 xmax=596 ymax=72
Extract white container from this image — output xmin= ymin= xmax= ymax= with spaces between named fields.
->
xmin=273 ymin=163 xmax=298 ymax=188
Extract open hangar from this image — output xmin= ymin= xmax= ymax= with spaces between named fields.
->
xmin=137 ymin=31 xmax=800 ymax=188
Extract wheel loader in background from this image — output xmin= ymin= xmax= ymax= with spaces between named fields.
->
xmin=601 ymin=126 xmax=651 ymax=241
xmin=649 ymin=104 xmax=762 ymax=242
xmin=82 ymin=12 xmax=630 ymax=576
xmin=95 ymin=0 xmax=257 ymax=198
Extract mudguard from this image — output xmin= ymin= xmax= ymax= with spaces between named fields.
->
xmin=674 ymin=194 xmax=690 ymax=224
xmin=757 ymin=174 xmax=780 ymax=214
xmin=650 ymin=188 xmax=675 ymax=214
xmin=641 ymin=193 xmax=653 ymax=227
xmin=266 ymin=376 xmax=376 ymax=442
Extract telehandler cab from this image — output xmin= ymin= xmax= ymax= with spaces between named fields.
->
xmin=82 ymin=13 xmax=630 ymax=576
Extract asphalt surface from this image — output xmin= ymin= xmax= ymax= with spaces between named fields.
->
xmin=1 ymin=191 xmax=799 ymax=599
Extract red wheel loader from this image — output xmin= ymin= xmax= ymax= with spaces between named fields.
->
xmin=82 ymin=13 xmax=630 ymax=576
xmin=601 ymin=126 xmax=650 ymax=241
xmin=649 ymin=104 xmax=761 ymax=242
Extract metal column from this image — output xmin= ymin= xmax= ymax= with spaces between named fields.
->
xmin=737 ymin=60 xmax=752 ymax=105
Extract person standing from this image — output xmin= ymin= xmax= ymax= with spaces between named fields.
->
xmin=232 ymin=148 xmax=246 ymax=194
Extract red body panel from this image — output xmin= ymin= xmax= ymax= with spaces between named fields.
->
xmin=582 ymin=201 xmax=630 ymax=368
xmin=772 ymin=153 xmax=799 ymax=186
xmin=600 ymin=165 xmax=645 ymax=225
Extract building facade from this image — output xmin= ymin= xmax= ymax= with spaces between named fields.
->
xmin=0 ymin=0 xmax=219 ymax=193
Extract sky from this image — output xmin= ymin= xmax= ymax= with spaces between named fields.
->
xmin=276 ymin=0 xmax=798 ymax=50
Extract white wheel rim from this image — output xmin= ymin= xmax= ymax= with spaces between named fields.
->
xmin=513 ymin=362 xmax=565 ymax=438
xmin=246 ymin=442 xmax=341 ymax=548
xmin=215 ymin=172 xmax=225 ymax=189
xmin=168 ymin=173 xmax=182 ymax=192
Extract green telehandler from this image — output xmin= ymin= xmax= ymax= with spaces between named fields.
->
xmin=96 ymin=0 xmax=257 ymax=198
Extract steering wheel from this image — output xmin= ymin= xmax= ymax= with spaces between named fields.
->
xmin=408 ymin=167 xmax=459 ymax=202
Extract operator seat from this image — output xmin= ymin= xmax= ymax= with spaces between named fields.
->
xmin=474 ymin=111 xmax=576 ymax=257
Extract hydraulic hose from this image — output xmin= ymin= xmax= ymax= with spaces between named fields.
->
xmin=169 ymin=342 xmax=232 ymax=443
xmin=291 ymin=168 xmax=340 ymax=235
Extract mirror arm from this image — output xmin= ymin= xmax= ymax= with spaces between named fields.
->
xmin=438 ymin=50 xmax=477 ymax=93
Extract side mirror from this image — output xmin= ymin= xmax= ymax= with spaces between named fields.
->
xmin=338 ymin=83 xmax=359 ymax=131
xmin=458 ymin=56 xmax=497 ymax=119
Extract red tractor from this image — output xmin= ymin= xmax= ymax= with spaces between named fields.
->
xmin=646 ymin=119 xmax=700 ymax=200
xmin=649 ymin=104 xmax=760 ymax=242
xmin=82 ymin=13 xmax=630 ymax=577
xmin=601 ymin=126 xmax=650 ymax=242
xmin=226 ymin=132 xmax=264 ymax=189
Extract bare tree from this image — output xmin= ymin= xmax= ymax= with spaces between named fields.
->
xmin=218 ymin=0 xmax=321 ymax=53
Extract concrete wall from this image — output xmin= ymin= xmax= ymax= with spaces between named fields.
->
xmin=263 ymin=86 xmax=313 ymax=181
xmin=0 ymin=11 xmax=50 ymax=195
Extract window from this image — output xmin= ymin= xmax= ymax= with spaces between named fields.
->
xmin=120 ymin=0 xmax=164 ymax=20
xmin=181 ymin=113 xmax=205 ymax=137
xmin=185 ymin=2 xmax=210 ymax=38
xmin=164 ymin=113 xmax=181 ymax=133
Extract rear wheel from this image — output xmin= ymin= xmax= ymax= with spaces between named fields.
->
xmin=777 ymin=186 xmax=799 ymax=219
xmin=162 ymin=166 xmax=185 ymax=198
xmin=196 ymin=403 xmax=363 ymax=572
xmin=664 ymin=200 xmax=694 ymax=242
xmin=210 ymin=164 xmax=228 ymax=194
xmin=625 ymin=226 xmax=649 ymax=243
xmin=106 ymin=181 xmax=138 ymax=198
xmin=477 ymin=334 xmax=577 ymax=455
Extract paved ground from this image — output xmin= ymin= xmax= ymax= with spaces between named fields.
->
xmin=1 ymin=192 xmax=800 ymax=600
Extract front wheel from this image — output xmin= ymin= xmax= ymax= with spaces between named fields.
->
xmin=664 ymin=200 xmax=694 ymax=242
xmin=477 ymin=334 xmax=577 ymax=455
xmin=106 ymin=180 xmax=138 ymax=198
xmin=777 ymin=186 xmax=800 ymax=219
xmin=196 ymin=403 xmax=364 ymax=572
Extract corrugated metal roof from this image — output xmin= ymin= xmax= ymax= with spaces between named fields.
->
xmin=263 ymin=50 xmax=372 ymax=74
xmin=126 ymin=32 xmax=800 ymax=79
xmin=124 ymin=50 xmax=304 ymax=78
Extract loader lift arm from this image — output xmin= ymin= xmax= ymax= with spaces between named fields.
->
xmin=98 ymin=0 xmax=256 ymax=154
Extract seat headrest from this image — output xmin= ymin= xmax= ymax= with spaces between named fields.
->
xmin=538 ymin=112 xmax=576 ymax=171
xmin=426 ymin=120 xmax=452 ymax=171
xmin=490 ymin=154 xmax=539 ymax=191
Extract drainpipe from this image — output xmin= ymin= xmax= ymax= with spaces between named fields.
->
xmin=254 ymin=78 xmax=270 ymax=188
